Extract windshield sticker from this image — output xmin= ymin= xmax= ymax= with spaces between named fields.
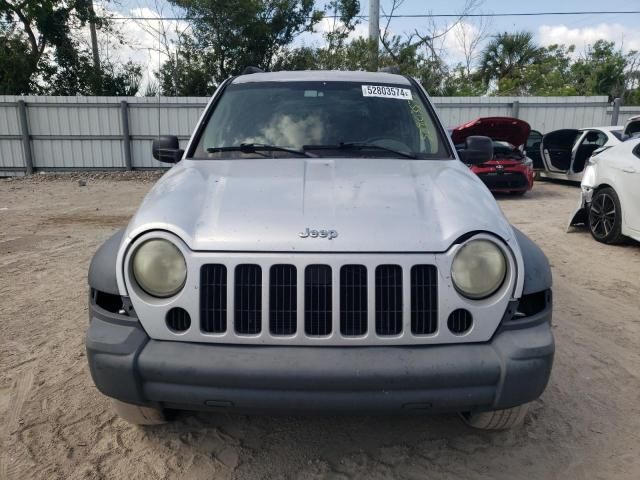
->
xmin=409 ymin=100 xmax=429 ymax=139
xmin=362 ymin=85 xmax=413 ymax=100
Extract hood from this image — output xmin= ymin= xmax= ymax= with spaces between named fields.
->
xmin=451 ymin=117 xmax=531 ymax=147
xmin=124 ymin=158 xmax=514 ymax=253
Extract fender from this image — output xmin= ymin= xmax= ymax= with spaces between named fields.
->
xmin=512 ymin=226 xmax=552 ymax=295
xmin=88 ymin=229 xmax=125 ymax=295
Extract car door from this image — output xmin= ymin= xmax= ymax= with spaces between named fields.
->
xmin=624 ymin=116 xmax=640 ymax=138
xmin=571 ymin=129 xmax=608 ymax=174
xmin=619 ymin=142 xmax=640 ymax=232
xmin=541 ymin=129 xmax=581 ymax=173
xmin=526 ymin=130 xmax=544 ymax=169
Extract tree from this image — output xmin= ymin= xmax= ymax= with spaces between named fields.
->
xmin=272 ymin=0 xmax=363 ymax=71
xmin=525 ymin=44 xmax=576 ymax=96
xmin=0 ymin=0 xmax=142 ymax=95
xmin=0 ymin=0 xmax=92 ymax=93
xmin=164 ymin=0 xmax=323 ymax=83
xmin=570 ymin=40 xmax=627 ymax=100
xmin=377 ymin=0 xmax=485 ymax=95
xmin=0 ymin=31 xmax=40 ymax=94
xmin=479 ymin=31 xmax=542 ymax=94
xmin=158 ymin=37 xmax=218 ymax=96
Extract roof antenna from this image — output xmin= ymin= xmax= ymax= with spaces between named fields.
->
xmin=241 ymin=66 xmax=265 ymax=75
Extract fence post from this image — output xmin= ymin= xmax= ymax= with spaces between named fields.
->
xmin=611 ymin=98 xmax=622 ymax=126
xmin=511 ymin=100 xmax=520 ymax=119
xmin=17 ymin=100 xmax=34 ymax=175
xmin=120 ymin=100 xmax=132 ymax=170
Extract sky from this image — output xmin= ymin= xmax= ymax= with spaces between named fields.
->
xmin=99 ymin=0 xmax=640 ymax=90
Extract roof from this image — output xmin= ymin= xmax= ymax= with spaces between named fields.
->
xmin=584 ymin=126 xmax=623 ymax=131
xmin=232 ymin=70 xmax=411 ymax=85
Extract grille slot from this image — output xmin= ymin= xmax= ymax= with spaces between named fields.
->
xmin=448 ymin=309 xmax=473 ymax=335
xmin=200 ymin=264 xmax=227 ymax=333
xmin=235 ymin=264 xmax=262 ymax=334
xmin=305 ymin=265 xmax=332 ymax=336
xmin=411 ymin=265 xmax=438 ymax=334
xmin=340 ymin=265 xmax=368 ymax=336
xmin=166 ymin=307 xmax=191 ymax=332
xmin=269 ymin=265 xmax=297 ymax=335
xmin=375 ymin=265 xmax=403 ymax=335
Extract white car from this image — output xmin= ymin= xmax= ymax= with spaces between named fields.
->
xmin=540 ymin=126 xmax=623 ymax=182
xmin=569 ymin=137 xmax=640 ymax=243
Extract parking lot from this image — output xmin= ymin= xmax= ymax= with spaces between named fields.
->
xmin=1 ymin=174 xmax=639 ymax=480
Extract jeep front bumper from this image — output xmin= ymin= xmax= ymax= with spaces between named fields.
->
xmin=86 ymin=302 xmax=554 ymax=414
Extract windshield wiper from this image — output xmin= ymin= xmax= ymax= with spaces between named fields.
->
xmin=207 ymin=143 xmax=313 ymax=157
xmin=303 ymin=142 xmax=418 ymax=159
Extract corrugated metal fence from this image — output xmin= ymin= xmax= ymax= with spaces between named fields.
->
xmin=1 ymin=94 xmax=638 ymax=176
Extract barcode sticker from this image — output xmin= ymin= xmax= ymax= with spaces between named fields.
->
xmin=361 ymin=85 xmax=413 ymax=100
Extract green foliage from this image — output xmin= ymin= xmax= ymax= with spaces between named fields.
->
xmin=477 ymin=34 xmax=640 ymax=102
xmin=570 ymin=40 xmax=627 ymax=99
xmin=158 ymin=37 xmax=218 ymax=96
xmin=0 ymin=33 xmax=38 ymax=94
xmin=490 ymin=44 xmax=577 ymax=96
xmin=2 ymin=1 xmax=640 ymax=103
xmin=0 ymin=0 xmax=142 ymax=95
xmin=440 ymin=66 xmax=485 ymax=96
xmin=100 ymin=61 xmax=143 ymax=96
xmin=479 ymin=31 xmax=542 ymax=94
xmin=164 ymin=0 xmax=322 ymax=83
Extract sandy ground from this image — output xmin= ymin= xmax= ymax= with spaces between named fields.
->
xmin=0 ymin=174 xmax=639 ymax=480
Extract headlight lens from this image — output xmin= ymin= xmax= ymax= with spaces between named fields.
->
xmin=132 ymin=239 xmax=187 ymax=297
xmin=451 ymin=239 xmax=507 ymax=299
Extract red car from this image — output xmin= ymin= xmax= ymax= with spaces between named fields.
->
xmin=451 ymin=117 xmax=535 ymax=195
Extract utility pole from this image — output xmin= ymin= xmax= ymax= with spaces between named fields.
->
xmin=88 ymin=0 xmax=102 ymax=94
xmin=368 ymin=0 xmax=380 ymax=71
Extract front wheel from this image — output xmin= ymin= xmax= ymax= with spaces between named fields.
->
xmin=460 ymin=404 xmax=529 ymax=430
xmin=589 ymin=187 xmax=623 ymax=244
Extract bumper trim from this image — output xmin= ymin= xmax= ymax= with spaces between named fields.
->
xmin=86 ymin=305 xmax=554 ymax=413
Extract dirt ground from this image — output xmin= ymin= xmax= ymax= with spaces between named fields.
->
xmin=1 ymin=174 xmax=639 ymax=480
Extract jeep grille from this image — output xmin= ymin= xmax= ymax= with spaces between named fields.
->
xmin=199 ymin=262 xmax=438 ymax=339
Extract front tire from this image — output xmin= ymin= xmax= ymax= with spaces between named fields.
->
xmin=112 ymin=399 xmax=167 ymax=425
xmin=589 ymin=187 xmax=623 ymax=244
xmin=461 ymin=404 xmax=529 ymax=430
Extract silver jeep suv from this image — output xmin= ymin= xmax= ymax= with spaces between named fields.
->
xmin=86 ymin=70 xmax=554 ymax=429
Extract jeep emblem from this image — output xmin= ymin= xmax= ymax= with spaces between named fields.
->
xmin=299 ymin=228 xmax=338 ymax=240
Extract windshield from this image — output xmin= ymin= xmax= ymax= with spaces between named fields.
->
xmin=190 ymin=81 xmax=452 ymax=159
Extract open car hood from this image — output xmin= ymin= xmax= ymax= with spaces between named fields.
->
xmin=451 ymin=117 xmax=531 ymax=147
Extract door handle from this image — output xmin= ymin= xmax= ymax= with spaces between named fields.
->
xmin=622 ymin=167 xmax=637 ymax=173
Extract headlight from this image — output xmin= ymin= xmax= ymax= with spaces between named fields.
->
xmin=451 ymin=239 xmax=507 ymax=299
xmin=132 ymin=239 xmax=187 ymax=297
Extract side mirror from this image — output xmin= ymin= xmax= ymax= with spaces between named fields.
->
xmin=152 ymin=135 xmax=183 ymax=163
xmin=456 ymin=135 xmax=494 ymax=165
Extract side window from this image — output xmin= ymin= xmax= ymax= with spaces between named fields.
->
xmin=581 ymin=130 xmax=608 ymax=147
xmin=526 ymin=130 xmax=543 ymax=150
xmin=633 ymin=143 xmax=640 ymax=160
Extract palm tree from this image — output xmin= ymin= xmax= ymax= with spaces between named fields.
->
xmin=479 ymin=31 xmax=541 ymax=87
